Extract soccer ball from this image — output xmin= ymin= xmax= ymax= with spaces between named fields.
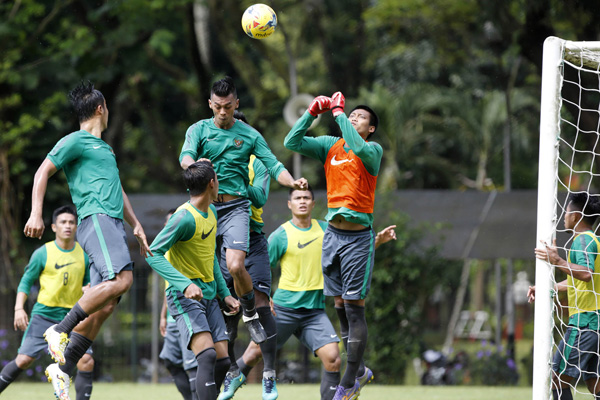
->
xmin=241 ymin=4 xmax=277 ymax=39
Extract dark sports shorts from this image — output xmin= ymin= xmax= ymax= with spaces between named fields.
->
xmin=77 ymin=214 xmax=133 ymax=286
xmin=553 ymin=326 xmax=600 ymax=381
xmin=167 ymin=290 xmax=228 ymax=350
xmin=321 ymin=224 xmax=376 ymax=300
xmin=19 ymin=314 xmax=93 ymax=358
xmin=274 ymin=304 xmax=339 ymax=355
xmin=213 ymin=198 xmax=250 ymax=253
xmin=159 ymin=321 xmax=198 ymax=370
xmin=220 ymin=231 xmax=271 ymax=297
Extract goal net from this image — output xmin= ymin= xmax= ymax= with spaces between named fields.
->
xmin=535 ymin=37 xmax=600 ymax=399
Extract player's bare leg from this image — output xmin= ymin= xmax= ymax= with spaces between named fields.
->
xmin=227 ymin=249 xmax=267 ymax=344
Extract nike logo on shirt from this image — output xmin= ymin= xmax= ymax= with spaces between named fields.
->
xmin=92 ymin=145 xmax=102 ymax=149
xmin=330 ymin=155 xmax=353 ymax=166
xmin=201 ymin=226 xmax=215 ymax=240
xmin=297 ymin=238 xmax=318 ymax=249
xmin=55 ymin=262 xmax=75 ymax=270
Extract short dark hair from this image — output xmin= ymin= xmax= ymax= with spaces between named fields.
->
xmin=568 ymin=192 xmax=600 ymax=225
xmin=52 ymin=205 xmax=77 ymax=224
xmin=211 ymin=76 xmax=237 ymax=98
xmin=167 ymin=208 xmax=177 ymax=215
xmin=350 ymin=105 xmax=378 ymax=139
xmin=234 ymin=110 xmax=248 ymax=123
xmin=68 ymin=81 xmax=105 ymax=123
xmin=288 ymin=185 xmax=314 ymax=200
xmin=183 ymin=160 xmax=216 ymax=196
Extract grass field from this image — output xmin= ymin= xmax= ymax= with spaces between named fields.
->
xmin=1 ymin=382 xmax=537 ymax=400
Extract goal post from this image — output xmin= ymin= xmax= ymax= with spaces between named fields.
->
xmin=534 ymin=36 xmax=600 ymax=399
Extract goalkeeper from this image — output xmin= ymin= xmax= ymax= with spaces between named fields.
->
xmin=529 ymin=192 xmax=600 ymax=400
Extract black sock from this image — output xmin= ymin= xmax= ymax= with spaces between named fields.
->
xmin=55 ymin=303 xmax=89 ymax=334
xmin=0 ymin=360 xmax=23 ymax=393
xmin=239 ymin=291 xmax=257 ymax=318
xmin=188 ymin=367 xmax=197 ymax=400
xmin=257 ymin=306 xmax=277 ymax=372
xmin=236 ymin=356 xmax=253 ymax=377
xmin=596 ymin=391 xmax=600 ymax=400
xmin=224 ymin=313 xmax=241 ymax=368
xmin=321 ymin=369 xmax=340 ymax=400
xmin=195 ymin=348 xmax=217 ymax=400
xmin=74 ymin=370 xmax=93 ymax=400
xmin=340 ymin=303 xmax=367 ymax=388
xmin=336 ymin=305 xmax=365 ymax=376
xmin=214 ymin=357 xmax=231 ymax=391
xmin=552 ymin=387 xmax=573 ymax=400
xmin=60 ymin=333 xmax=93 ymax=376
xmin=165 ymin=361 xmax=192 ymax=400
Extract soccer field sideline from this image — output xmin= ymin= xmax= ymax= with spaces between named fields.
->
xmin=2 ymin=382 xmax=537 ymax=400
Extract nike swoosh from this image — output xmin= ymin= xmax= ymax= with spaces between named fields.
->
xmin=233 ymin=240 xmax=245 ymax=244
xmin=330 ymin=155 xmax=353 ymax=166
xmin=298 ymin=237 xmax=318 ymax=249
xmin=184 ymin=359 xmax=196 ymax=365
xmin=85 ymin=394 xmax=91 ymax=397
xmin=345 ymin=289 xmax=361 ymax=296
xmin=92 ymin=145 xmax=102 ymax=149
xmin=258 ymin=284 xmax=269 ymax=289
xmin=55 ymin=262 xmax=75 ymax=270
xmin=205 ymin=382 xmax=215 ymax=386
xmin=330 ymin=334 xmax=337 ymax=338
xmin=201 ymin=226 xmax=214 ymax=240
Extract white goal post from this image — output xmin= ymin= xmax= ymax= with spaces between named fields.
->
xmin=535 ymin=36 xmax=600 ymax=400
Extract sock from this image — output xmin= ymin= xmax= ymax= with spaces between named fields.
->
xmin=74 ymin=370 xmax=93 ymax=400
xmin=195 ymin=348 xmax=217 ymax=400
xmin=257 ymin=306 xmax=277 ymax=372
xmin=321 ymin=369 xmax=340 ymax=400
xmin=239 ymin=291 xmax=256 ymax=318
xmin=55 ymin=303 xmax=89 ymax=334
xmin=236 ymin=356 xmax=253 ymax=378
xmin=339 ymin=303 xmax=367 ymax=388
xmin=60 ymin=333 xmax=93 ymax=376
xmin=224 ymin=313 xmax=241 ymax=369
xmin=552 ymin=387 xmax=573 ymax=400
xmin=596 ymin=391 xmax=600 ymax=400
xmin=214 ymin=357 xmax=231 ymax=391
xmin=188 ymin=367 xmax=197 ymax=400
xmin=336 ymin=306 xmax=365 ymax=376
xmin=0 ymin=360 xmax=23 ymax=393
xmin=165 ymin=361 xmax=192 ymax=400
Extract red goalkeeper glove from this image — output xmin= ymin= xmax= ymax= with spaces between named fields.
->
xmin=331 ymin=91 xmax=345 ymax=117
xmin=308 ymin=96 xmax=331 ymax=117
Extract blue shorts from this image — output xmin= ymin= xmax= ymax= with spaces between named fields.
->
xmin=553 ymin=326 xmax=600 ymax=381
xmin=167 ymin=291 xmax=228 ymax=350
xmin=220 ymin=231 xmax=271 ymax=297
xmin=77 ymin=214 xmax=133 ymax=286
xmin=159 ymin=322 xmax=198 ymax=370
xmin=274 ymin=304 xmax=339 ymax=355
xmin=214 ymin=198 xmax=250 ymax=253
xmin=19 ymin=314 xmax=93 ymax=358
xmin=321 ymin=224 xmax=376 ymax=300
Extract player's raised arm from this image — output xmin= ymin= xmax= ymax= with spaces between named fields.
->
xmin=24 ymin=159 xmax=58 ymax=239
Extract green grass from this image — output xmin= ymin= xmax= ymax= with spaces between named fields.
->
xmin=1 ymin=382 xmax=535 ymax=400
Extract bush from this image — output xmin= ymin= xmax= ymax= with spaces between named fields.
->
xmin=469 ymin=341 xmax=519 ymax=385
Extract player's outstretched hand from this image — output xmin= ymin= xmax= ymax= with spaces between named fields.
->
xmin=291 ymin=177 xmax=308 ymax=190
xmin=308 ymin=96 xmax=332 ymax=117
xmin=133 ymin=224 xmax=153 ymax=257
xmin=24 ymin=214 xmax=45 ymax=239
xmin=224 ymin=296 xmax=240 ymax=316
xmin=377 ymin=225 xmax=397 ymax=245
xmin=534 ymin=239 xmax=562 ymax=266
xmin=527 ymin=286 xmax=535 ymax=303
xmin=184 ymin=284 xmax=203 ymax=301
xmin=331 ymin=91 xmax=345 ymax=117
xmin=14 ymin=310 xmax=29 ymax=331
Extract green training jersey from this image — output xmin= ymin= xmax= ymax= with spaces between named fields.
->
xmin=248 ymin=155 xmax=270 ymax=233
xmin=284 ymin=111 xmax=382 ymax=227
xmin=146 ymin=202 xmax=230 ymax=301
xmin=179 ymin=118 xmax=286 ymax=198
xmin=18 ymin=241 xmax=90 ymax=321
xmin=268 ymin=219 xmax=328 ymax=309
xmin=566 ymin=231 xmax=600 ymax=329
xmin=47 ymin=130 xmax=124 ymax=223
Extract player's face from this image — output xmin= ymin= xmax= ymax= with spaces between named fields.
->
xmin=209 ymin=93 xmax=239 ymax=130
xmin=348 ymin=109 xmax=375 ymax=140
xmin=564 ymin=202 xmax=581 ymax=231
xmin=288 ymin=190 xmax=314 ymax=217
xmin=51 ymin=213 xmax=77 ymax=241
